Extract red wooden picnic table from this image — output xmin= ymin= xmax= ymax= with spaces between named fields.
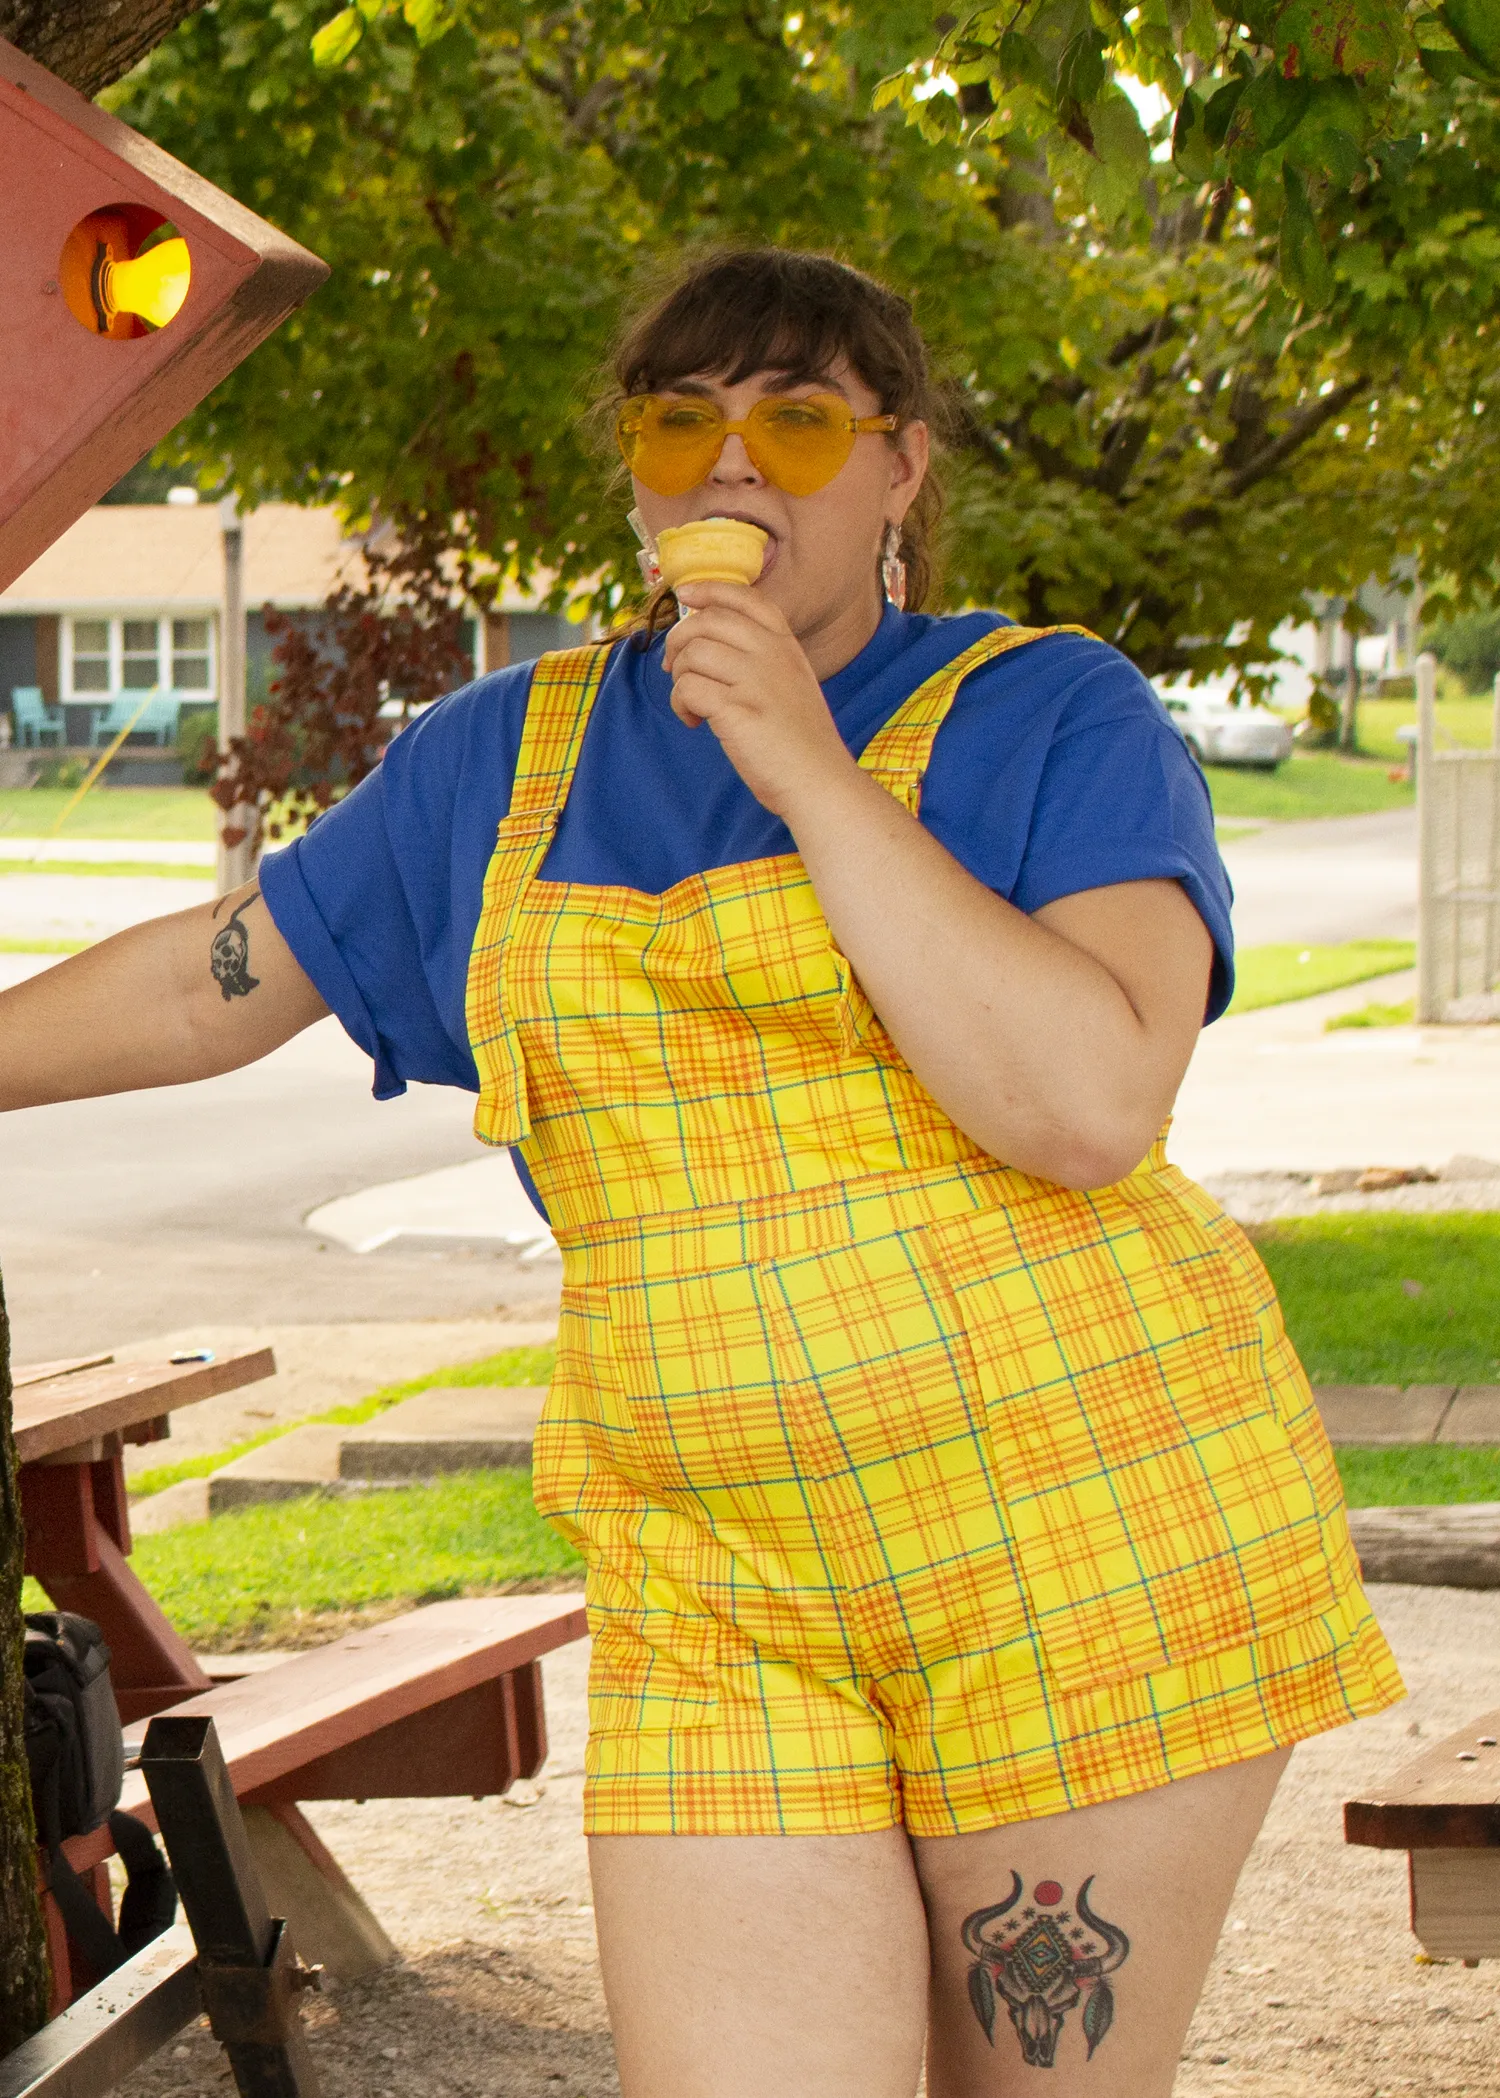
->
xmin=14 ymin=1347 xmax=276 ymax=1722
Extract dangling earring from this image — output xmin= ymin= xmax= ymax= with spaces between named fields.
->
xmin=628 ymin=507 xmax=662 ymax=590
xmin=881 ymin=522 xmax=907 ymax=611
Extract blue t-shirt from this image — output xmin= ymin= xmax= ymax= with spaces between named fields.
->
xmin=260 ymin=607 xmax=1234 ymax=1111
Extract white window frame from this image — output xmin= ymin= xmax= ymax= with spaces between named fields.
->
xmin=62 ymin=613 xmax=217 ymax=702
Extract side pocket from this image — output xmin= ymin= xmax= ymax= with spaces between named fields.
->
xmin=584 ymin=1515 xmax=722 ymax=1735
xmin=929 ymin=1202 xmax=1341 ymax=1695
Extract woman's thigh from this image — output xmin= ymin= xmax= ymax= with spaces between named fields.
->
xmin=589 ymin=1829 xmax=931 ymax=2098
xmin=914 ymin=1747 xmax=1291 ymax=2098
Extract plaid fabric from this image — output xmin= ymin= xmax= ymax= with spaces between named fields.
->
xmin=465 ymin=630 xmax=1404 ymax=1836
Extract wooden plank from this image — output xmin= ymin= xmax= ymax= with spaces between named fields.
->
xmin=116 ymin=1596 xmax=587 ymax=1824
xmin=12 ymin=1351 xmax=276 ymax=1464
xmin=1345 ymin=1707 xmax=1500 ymax=1850
xmin=10 ymin=1355 xmax=113 ymax=1390
xmin=1411 ymin=1851 xmax=1500 ymax=1961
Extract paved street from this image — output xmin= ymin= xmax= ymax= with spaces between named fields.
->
xmin=1217 ymin=807 xmax=1416 ymax=949
xmin=0 ymin=954 xmax=556 ymax=1363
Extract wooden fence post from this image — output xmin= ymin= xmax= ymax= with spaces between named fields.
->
xmin=1415 ymin=653 xmax=1441 ymax=1023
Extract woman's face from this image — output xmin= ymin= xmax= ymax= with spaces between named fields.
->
xmin=629 ymin=358 xmax=929 ymax=654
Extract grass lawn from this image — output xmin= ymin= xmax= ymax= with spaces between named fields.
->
xmin=1249 ymin=1214 xmax=1500 ymax=1386
xmin=0 ymin=787 xmax=215 ymax=841
xmin=0 ymin=858 xmax=207 ymax=880
xmin=1326 ymin=997 xmax=1416 ymax=1031
xmin=1228 ymin=940 xmax=1414 ymax=1013
xmin=0 ymin=936 xmax=87 ymax=955
xmin=22 ymin=1473 xmax=583 ymax=1650
xmin=1356 ymin=694 xmax=1496 ymax=764
xmin=1204 ymin=749 xmax=1412 ymax=821
xmin=1336 ymin=1445 xmax=1500 ymax=1508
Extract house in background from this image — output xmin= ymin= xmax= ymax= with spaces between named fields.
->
xmin=0 ymin=495 xmax=579 ymax=780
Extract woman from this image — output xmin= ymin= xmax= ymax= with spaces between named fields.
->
xmin=1 ymin=249 xmax=1401 ymax=2095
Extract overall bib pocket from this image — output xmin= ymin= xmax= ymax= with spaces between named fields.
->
xmin=927 ymin=1202 xmax=1342 ymax=1695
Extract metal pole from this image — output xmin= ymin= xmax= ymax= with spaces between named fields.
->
xmin=141 ymin=1715 xmax=322 ymax=2098
xmin=1416 ymin=651 xmax=1440 ymax=1023
xmin=216 ymin=498 xmax=254 ymax=897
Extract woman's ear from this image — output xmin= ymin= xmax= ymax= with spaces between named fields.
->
xmin=889 ymin=419 xmax=930 ymax=516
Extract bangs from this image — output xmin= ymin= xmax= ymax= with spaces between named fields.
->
xmin=616 ymin=250 xmax=926 ymax=418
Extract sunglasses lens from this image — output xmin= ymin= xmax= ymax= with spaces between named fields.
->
xmin=617 ymin=391 xmax=866 ymax=498
xmin=748 ymin=394 xmax=856 ymax=496
xmin=618 ymin=396 xmax=725 ymax=496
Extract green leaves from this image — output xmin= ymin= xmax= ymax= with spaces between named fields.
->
xmin=1280 ymin=160 xmax=1334 ymax=304
xmin=1271 ymin=0 xmax=1405 ymax=82
xmin=312 ymin=0 xmax=457 ymax=68
xmin=310 ymin=7 xmax=365 ymax=66
xmin=1440 ymin=0 xmax=1500 ymax=77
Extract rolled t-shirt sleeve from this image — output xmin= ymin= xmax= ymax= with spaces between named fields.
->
xmin=1008 ymin=665 xmax=1236 ymax=1022
xmin=259 ymin=759 xmax=478 ymax=1099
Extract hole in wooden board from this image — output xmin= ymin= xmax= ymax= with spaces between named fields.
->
xmin=59 ymin=205 xmax=191 ymax=339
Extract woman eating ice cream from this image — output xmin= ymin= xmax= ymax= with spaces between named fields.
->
xmin=0 ymin=247 xmax=1401 ymax=2097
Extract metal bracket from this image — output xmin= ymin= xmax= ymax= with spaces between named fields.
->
xmin=197 ymin=1920 xmax=322 ymax=2051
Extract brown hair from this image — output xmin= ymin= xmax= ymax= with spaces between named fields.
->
xmin=604 ymin=247 xmax=947 ymax=619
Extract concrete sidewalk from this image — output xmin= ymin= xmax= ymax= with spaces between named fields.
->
xmin=1171 ymin=969 xmax=1500 ymax=1179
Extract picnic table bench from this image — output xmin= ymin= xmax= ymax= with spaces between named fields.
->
xmin=15 ymin=1347 xmax=277 ymax=1722
xmin=1345 ymin=1710 xmax=1500 ymax=1962
xmin=15 ymin=1350 xmax=588 ymax=2011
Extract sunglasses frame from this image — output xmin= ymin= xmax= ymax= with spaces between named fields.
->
xmin=617 ymin=390 xmax=901 ymax=497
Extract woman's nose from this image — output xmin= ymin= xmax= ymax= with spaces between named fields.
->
xmin=709 ymin=432 xmax=762 ymax=485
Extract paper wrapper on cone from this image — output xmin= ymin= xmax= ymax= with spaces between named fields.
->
xmin=655 ymin=517 xmax=768 ymax=590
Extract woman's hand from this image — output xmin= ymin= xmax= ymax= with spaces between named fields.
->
xmin=663 ymin=582 xmax=858 ymax=819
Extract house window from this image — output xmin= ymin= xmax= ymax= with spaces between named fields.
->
xmin=62 ymin=615 xmax=216 ymax=700
xmin=172 ymin=619 xmax=212 ymax=691
xmin=69 ymin=619 xmax=112 ymax=693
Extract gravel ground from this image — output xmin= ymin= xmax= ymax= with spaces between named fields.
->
xmin=114 ymin=1584 xmax=1500 ymax=2097
xmin=1205 ymin=1165 xmax=1500 ymax=1226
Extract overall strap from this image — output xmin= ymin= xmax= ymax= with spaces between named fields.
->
xmin=859 ymin=624 xmax=1093 ymax=813
xmin=467 ymin=642 xmax=615 ymax=1147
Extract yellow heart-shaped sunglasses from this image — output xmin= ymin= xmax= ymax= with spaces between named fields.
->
xmin=617 ymin=392 xmax=899 ymax=499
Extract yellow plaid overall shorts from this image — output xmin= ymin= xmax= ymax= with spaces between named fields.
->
xmin=465 ymin=630 xmax=1403 ymax=1837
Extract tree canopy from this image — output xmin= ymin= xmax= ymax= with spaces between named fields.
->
xmin=108 ymin=0 xmax=1499 ymax=686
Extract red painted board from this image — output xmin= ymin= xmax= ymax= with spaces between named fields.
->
xmin=0 ymin=36 xmax=328 ymax=590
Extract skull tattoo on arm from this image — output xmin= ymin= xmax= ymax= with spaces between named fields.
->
xmin=209 ymin=890 xmax=262 ymax=1002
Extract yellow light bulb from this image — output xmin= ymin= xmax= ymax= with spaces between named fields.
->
xmin=103 ymin=238 xmax=192 ymax=329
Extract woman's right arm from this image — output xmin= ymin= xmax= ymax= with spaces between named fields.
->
xmin=0 ymin=882 xmax=330 ymax=1111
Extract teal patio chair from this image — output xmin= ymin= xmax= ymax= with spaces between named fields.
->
xmin=11 ymin=687 xmax=63 ymax=747
xmin=96 ymin=692 xmax=182 ymax=746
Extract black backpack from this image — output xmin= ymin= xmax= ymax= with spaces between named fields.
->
xmin=23 ymin=1611 xmax=176 ymax=1977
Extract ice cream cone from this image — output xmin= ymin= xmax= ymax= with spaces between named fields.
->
xmin=655 ymin=517 xmax=768 ymax=591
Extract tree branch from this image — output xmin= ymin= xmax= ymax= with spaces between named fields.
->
xmin=1 ymin=0 xmax=210 ymax=95
xmin=1223 ymin=376 xmax=1369 ymax=498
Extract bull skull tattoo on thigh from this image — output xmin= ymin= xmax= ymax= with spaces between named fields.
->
xmin=962 ymin=1874 xmax=1130 ymax=2068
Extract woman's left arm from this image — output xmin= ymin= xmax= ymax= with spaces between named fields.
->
xmin=666 ymin=587 xmax=1212 ymax=1192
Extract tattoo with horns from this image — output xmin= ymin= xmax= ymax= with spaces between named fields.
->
xmin=962 ymin=1874 xmax=1130 ymax=2068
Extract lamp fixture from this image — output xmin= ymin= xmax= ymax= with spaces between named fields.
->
xmin=60 ymin=208 xmax=191 ymax=338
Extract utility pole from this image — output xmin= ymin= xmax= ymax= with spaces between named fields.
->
xmin=216 ymin=497 xmax=254 ymax=896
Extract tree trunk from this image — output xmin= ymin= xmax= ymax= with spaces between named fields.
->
xmin=0 ymin=1275 xmax=49 ymax=2054
xmin=0 ymin=0 xmax=210 ymax=97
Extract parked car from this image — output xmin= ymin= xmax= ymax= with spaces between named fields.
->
xmin=1156 ymin=687 xmax=1295 ymax=771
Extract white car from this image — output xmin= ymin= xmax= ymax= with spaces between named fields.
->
xmin=1157 ymin=688 xmax=1294 ymax=771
